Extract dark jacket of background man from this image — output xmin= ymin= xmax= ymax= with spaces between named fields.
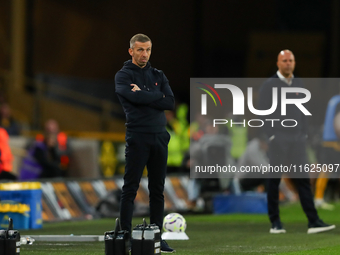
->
xmin=259 ymin=73 xmax=308 ymax=138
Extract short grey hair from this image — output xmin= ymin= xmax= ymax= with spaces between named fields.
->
xmin=130 ymin=34 xmax=152 ymax=48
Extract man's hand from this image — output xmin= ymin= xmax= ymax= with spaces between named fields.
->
xmin=131 ymin=84 xmax=141 ymax=92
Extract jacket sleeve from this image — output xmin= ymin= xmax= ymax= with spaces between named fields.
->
xmin=300 ymin=82 xmax=308 ymax=136
xmin=115 ymin=71 xmax=164 ymax=105
xmin=148 ymin=73 xmax=175 ymax=111
xmin=258 ymin=83 xmax=274 ymax=138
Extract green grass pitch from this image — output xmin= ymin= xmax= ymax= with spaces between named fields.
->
xmin=19 ymin=203 xmax=340 ymax=254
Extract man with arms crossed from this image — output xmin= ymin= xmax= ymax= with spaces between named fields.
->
xmin=115 ymin=34 xmax=175 ymax=253
xmin=259 ymin=50 xmax=335 ymax=234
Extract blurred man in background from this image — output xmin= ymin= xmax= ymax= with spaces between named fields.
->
xmin=115 ymin=33 xmax=175 ymax=253
xmin=0 ymin=103 xmax=21 ymax=136
xmin=189 ymin=122 xmax=234 ymax=210
xmin=314 ymin=92 xmax=340 ymax=210
xmin=19 ymin=119 xmax=70 ymax=180
xmin=259 ymin=50 xmax=335 ymax=234
xmin=165 ymin=106 xmax=190 ymax=174
xmin=233 ymin=135 xmax=297 ymax=204
xmin=0 ymin=127 xmax=15 ymax=180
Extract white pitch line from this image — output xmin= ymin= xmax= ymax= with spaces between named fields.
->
xmin=25 ymin=235 xmax=104 ymax=242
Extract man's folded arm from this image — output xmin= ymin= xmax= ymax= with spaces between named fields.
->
xmin=148 ymin=95 xmax=175 ymax=111
xmin=115 ymin=72 xmax=163 ymax=105
xmin=148 ymin=73 xmax=175 ymax=110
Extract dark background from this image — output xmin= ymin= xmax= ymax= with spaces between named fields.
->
xmin=0 ymin=0 xmax=339 ymax=126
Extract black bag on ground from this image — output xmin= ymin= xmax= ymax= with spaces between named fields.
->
xmin=131 ymin=220 xmax=146 ymax=255
xmin=131 ymin=219 xmax=161 ymax=255
xmin=1 ymin=218 xmax=21 ymax=255
xmin=0 ymin=228 xmax=6 ymax=254
xmin=143 ymin=223 xmax=161 ymax=254
xmin=104 ymin=218 xmax=129 ymax=255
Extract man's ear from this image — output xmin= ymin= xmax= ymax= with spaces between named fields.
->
xmin=128 ymin=48 xmax=133 ymax=57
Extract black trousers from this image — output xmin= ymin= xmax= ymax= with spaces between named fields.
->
xmin=267 ymin=132 xmax=319 ymax=224
xmin=0 ymin=171 xmax=17 ymax=180
xmin=120 ymin=131 xmax=170 ymax=233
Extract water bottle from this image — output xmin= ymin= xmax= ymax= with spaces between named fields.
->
xmin=104 ymin=218 xmax=120 ymax=255
xmin=104 ymin=218 xmax=129 ymax=255
xmin=5 ymin=218 xmax=21 ymax=255
xmin=131 ymin=218 xmax=147 ymax=255
xmin=0 ymin=228 xmax=6 ymax=254
xmin=114 ymin=228 xmax=129 ymax=255
xmin=104 ymin=229 xmax=116 ymax=255
xmin=143 ymin=224 xmax=160 ymax=255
